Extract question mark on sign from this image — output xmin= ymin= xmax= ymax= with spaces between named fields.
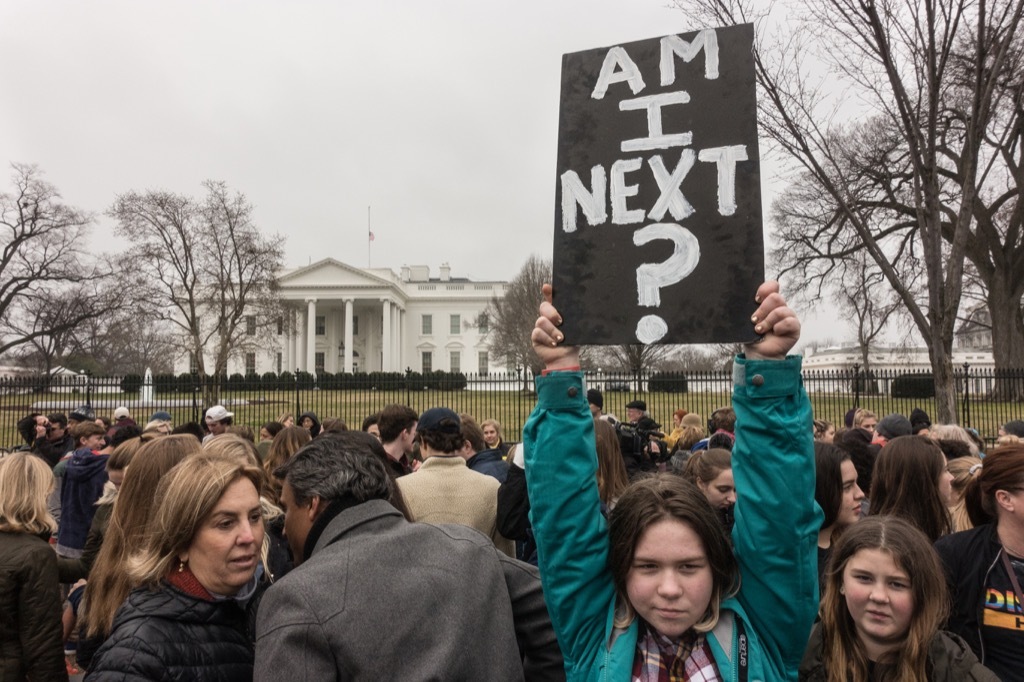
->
xmin=633 ymin=223 xmax=700 ymax=344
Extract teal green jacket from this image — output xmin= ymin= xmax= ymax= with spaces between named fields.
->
xmin=524 ymin=357 xmax=820 ymax=682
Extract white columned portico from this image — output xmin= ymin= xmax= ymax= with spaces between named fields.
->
xmin=381 ymin=299 xmax=392 ymax=371
xmin=344 ymin=299 xmax=354 ymax=373
xmin=306 ymin=298 xmax=317 ymax=374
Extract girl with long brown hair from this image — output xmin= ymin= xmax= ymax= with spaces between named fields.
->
xmin=869 ymin=437 xmax=953 ymax=542
xmin=802 ymin=515 xmax=995 ymax=680
xmin=77 ymin=435 xmax=200 ymax=669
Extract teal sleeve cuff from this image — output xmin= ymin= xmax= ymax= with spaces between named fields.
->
xmin=534 ymin=371 xmax=587 ymax=410
xmin=732 ymin=354 xmax=803 ymax=398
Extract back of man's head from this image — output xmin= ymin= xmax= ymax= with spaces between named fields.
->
xmin=276 ymin=431 xmax=392 ymax=507
xmin=459 ymin=414 xmax=486 ymax=453
xmin=710 ymin=407 xmax=736 ymax=433
xmin=378 ymin=405 xmax=418 ymax=444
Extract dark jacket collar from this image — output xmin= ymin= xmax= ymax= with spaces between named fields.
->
xmin=308 ymin=498 xmax=404 ymax=560
xmin=467 ymin=448 xmax=503 ymax=467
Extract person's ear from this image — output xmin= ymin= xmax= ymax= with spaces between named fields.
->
xmin=307 ymin=495 xmax=325 ymax=522
xmin=995 ymin=490 xmax=1016 ymax=514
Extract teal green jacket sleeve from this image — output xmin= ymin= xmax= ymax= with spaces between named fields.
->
xmin=523 ymin=372 xmax=614 ymax=676
xmin=730 ymin=355 xmax=821 ymax=680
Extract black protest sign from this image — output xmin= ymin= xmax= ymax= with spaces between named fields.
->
xmin=552 ymin=23 xmax=764 ymax=345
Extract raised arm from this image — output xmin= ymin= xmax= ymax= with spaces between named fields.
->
xmin=523 ymin=283 xmax=612 ymax=672
xmin=730 ymin=282 xmax=820 ymax=678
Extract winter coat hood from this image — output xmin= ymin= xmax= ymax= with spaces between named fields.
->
xmin=65 ymin=447 xmax=109 ymax=483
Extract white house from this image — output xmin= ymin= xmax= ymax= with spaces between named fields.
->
xmin=179 ymin=260 xmax=508 ymax=377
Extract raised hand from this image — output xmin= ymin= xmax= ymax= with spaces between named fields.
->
xmin=745 ymin=281 xmax=800 ymax=361
xmin=531 ymin=284 xmax=581 ymax=371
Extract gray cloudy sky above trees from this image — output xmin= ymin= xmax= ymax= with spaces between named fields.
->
xmin=0 ymin=0 xmax=684 ymax=282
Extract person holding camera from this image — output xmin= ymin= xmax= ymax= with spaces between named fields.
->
xmin=616 ymin=400 xmax=667 ymax=478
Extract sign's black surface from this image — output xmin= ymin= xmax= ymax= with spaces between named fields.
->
xmin=552 ymin=23 xmax=764 ymax=345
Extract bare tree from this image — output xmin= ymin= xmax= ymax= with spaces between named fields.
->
xmin=677 ymin=0 xmax=1024 ymax=421
xmin=110 ymin=181 xmax=283 ymax=402
xmin=599 ymin=344 xmax=676 ymax=375
xmin=0 ymin=164 xmax=114 ymax=359
xmin=486 ymin=255 xmax=550 ymax=379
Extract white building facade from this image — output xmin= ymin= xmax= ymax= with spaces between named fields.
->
xmin=179 ymin=260 xmax=508 ymax=376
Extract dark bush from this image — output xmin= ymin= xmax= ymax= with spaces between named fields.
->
xmin=153 ymin=373 xmax=177 ymax=393
xmin=261 ymin=372 xmax=279 ymax=390
xmin=295 ymin=371 xmax=315 ymax=390
xmin=891 ymin=373 xmax=935 ymax=399
xmin=120 ymin=374 xmax=143 ymax=394
xmin=244 ymin=372 xmax=262 ymax=391
xmin=317 ymin=372 xmax=337 ymax=390
xmin=225 ymin=373 xmax=246 ymax=391
xmin=278 ymin=371 xmax=294 ymax=390
xmin=648 ymin=372 xmax=688 ymax=393
xmin=404 ymin=371 xmax=426 ymax=391
xmin=177 ymin=373 xmax=197 ymax=392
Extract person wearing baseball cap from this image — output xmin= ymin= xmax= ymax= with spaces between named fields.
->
xmin=204 ymin=405 xmax=234 ymax=442
xmin=395 ymin=407 xmax=513 ymax=556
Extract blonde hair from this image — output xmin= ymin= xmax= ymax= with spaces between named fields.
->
xmin=202 ymin=435 xmax=282 ymax=577
xmin=143 ymin=419 xmax=172 ymax=435
xmin=947 ymin=456 xmax=983 ymax=533
xmin=126 ymin=454 xmax=264 ymax=588
xmin=928 ymin=424 xmax=980 ymax=457
xmin=852 ymin=408 xmax=876 ymax=428
xmin=995 ymin=434 xmax=1021 ymax=448
xmin=0 ymin=452 xmax=56 ymax=535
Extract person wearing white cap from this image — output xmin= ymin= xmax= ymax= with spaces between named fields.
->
xmin=204 ymin=405 xmax=234 ymax=442
xmin=113 ymin=406 xmax=131 ymax=421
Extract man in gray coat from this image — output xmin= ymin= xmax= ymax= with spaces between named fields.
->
xmin=255 ymin=431 xmax=565 ymax=681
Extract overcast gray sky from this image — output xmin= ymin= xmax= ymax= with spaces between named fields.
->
xmin=1 ymin=0 xmax=850 ymax=345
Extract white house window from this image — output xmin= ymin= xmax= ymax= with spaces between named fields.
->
xmin=276 ymin=316 xmax=283 ymax=335
xmin=189 ymin=353 xmax=198 ymax=374
xmin=478 ymin=351 xmax=489 ymax=375
xmin=477 ymin=313 xmax=489 ymax=334
xmin=315 ymin=352 xmax=325 ymax=374
xmin=353 ymin=315 xmax=359 ymax=336
xmin=245 ymin=352 xmax=256 ymax=374
xmin=422 ymin=351 xmax=433 ymax=373
xmin=450 ymin=314 xmax=461 ymax=334
xmin=450 ymin=351 xmax=461 ymax=373
xmin=315 ymin=315 xmax=326 ymax=336
xmin=422 ymin=315 xmax=433 ymax=335
xmin=246 ymin=315 xmax=256 ymax=335
xmin=276 ymin=352 xmax=282 ymax=374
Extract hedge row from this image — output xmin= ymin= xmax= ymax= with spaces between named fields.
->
xmin=119 ymin=371 xmax=469 ymax=394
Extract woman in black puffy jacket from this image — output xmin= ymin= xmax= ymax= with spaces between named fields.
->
xmin=86 ymin=454 xmax=266 ymax=681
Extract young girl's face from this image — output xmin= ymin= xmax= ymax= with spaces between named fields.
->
xmin=626 ymin=518 xmax=714 ymax=639
xmin=697 ymin=469 xmax=736 ymax=510
xmin=841 ymin=548 xmax=914 ymax=657
xmin=837 ymin=460 xmax=865 ymax=528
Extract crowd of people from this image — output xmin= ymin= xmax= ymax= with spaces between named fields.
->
xmin=1 ymin=281 xmax=1023 ymax=680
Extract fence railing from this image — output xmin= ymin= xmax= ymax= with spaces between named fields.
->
xmin=2 ymin=365 xmax=1022 ymax=449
